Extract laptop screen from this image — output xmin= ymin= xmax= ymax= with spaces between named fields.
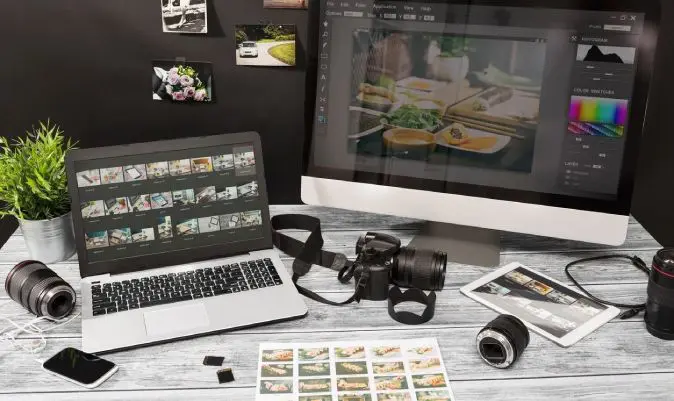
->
xmin=72 ymin=142 xmax=267 ymax=266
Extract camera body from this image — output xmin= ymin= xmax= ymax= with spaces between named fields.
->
xmin=352 ymin=232 xmax=447 ymax=301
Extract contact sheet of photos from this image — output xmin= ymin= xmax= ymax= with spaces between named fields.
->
xmin=256 ymin=338 xmax=454 ymax=401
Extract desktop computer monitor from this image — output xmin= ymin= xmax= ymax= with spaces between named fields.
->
xmin=303 ymin=0 xmax=660 ymax=266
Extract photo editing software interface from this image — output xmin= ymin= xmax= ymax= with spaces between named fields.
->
xmin=313 ymin=1 xmax=645 ymax=200
xmin=74 ymin=144 xmax=265 ymax=263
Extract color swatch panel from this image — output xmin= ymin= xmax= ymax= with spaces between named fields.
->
xmin=568 ymin=96 xmax=628 ymax=125
xmin=568 ymin=121 xmax=625 ymax=138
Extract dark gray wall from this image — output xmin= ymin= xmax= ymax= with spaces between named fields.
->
xmin=0 ymin=0 xmax=309 ymax=203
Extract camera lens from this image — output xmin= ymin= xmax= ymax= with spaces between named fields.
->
xmin=390 ymin=247 xmax=446 ymax=291
xmin=645 ymin=249 xmax=674 ymax=340
xmin=477 ymin=315 xmax=529 ymax=369
xmin=4 ymin=261 xmax=76 ymax=319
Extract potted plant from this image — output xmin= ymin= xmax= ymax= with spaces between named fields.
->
xmin=429 ymin=36 xmax=471 ymax=82
xmin=0 ymin=121 xmax=77 ymax=263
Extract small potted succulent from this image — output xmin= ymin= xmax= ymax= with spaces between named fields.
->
xmin=429 ymin=36 xmax=471 ymax=82
xmin=0 ymin=121 xmax=77 ymax=263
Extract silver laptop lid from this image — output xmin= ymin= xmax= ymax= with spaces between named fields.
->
xmin=66 ymin=132 xmax=273 ymax=278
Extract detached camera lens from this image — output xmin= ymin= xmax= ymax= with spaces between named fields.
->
xmin=5 ymin=261 xmax=75 ymax=319
xmin=477 ymin=315 xmax=529 ymax=369
xmin=391 ymin=247 xmax=447 ymax=291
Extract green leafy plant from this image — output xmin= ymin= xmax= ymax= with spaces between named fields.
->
xmin=437 ymin=36 xmax=471 ymax=57
xmin=0 ymin=120 xmax=77 ymax=220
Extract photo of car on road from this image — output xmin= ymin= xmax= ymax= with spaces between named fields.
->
xmin=235 ymin=24 xmax=296 ymax=67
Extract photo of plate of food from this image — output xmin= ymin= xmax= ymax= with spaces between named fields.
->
xmin=335 ymin=346 xmax=366 ymax=359
xmin=435 ymin=123 xmax=511 ymax=154
xmin=409 ymin=358 xmax=442 ymax=372
xmin=298 ymin=347 xmax=329 ymax=361
xmin=298 ymin=362 xmax=331 ymax=376
xmin=411 ymin=374 xmax=447 ymax=389
xmin=336 ymin=377 xmax=370 ymax=392
xmin=377 ymin=392 xmax=412 ymax=401
xmin=260 ymin=363 xmax=293 ymax=377
xmin=298 ymin=378 xmax=332 ymax=393
xmin=335 ymin=361 xmax=368 ymax=375
xmin=261 ymin=349 xmax=293 ymax=362
xmin=372 ymin=361 xmax=405 ymax=374
xmin=371 ymin=346 xmax=402 ymax=358
xmin=374 ymin=375 xmax=408 ymax=391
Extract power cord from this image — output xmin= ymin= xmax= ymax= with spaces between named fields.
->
xmin=565 ymin=254 xmax=650 ymax=320
xmin=0 ymin=301 xmax=80 ymax=363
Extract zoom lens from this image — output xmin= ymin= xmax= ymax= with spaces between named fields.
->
xmin=645 ymin=249 xmax=674 ymax=340
xmin=390 ymin=247 xmax=447 ymax=291
xmin=477 ymin=315 xmax=529 ymax=369
xmin=4 ymin=261 xmax=75 ymax=319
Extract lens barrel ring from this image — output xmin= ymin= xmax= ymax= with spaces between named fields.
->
xmin=20 ymin=268 xmax=58 ymax=315
xmin=29 ymin=276 xmax=67 ymax=317
xmin=7 ymin=262 xmax=45 ymax=306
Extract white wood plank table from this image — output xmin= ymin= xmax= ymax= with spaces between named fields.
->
xmin=0 ymin=205 xmax=670 ymax=400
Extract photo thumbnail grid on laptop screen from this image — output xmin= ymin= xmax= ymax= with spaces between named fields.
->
xmin=74 ymin=144 xmax=266 ymax=264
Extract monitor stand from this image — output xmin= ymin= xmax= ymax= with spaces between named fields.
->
xmin=408 ymin=222 xmax=501 ymax=267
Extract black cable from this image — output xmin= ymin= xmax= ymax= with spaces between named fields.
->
xmin=564 ymin=254 xmax=650 ymax=320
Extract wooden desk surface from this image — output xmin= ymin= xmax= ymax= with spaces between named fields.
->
xmin=0 ymin=205 xmax=670 ymax=400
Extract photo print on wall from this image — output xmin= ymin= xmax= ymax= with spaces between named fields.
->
xmin=161 ymin=0 xmax=208 ymax=34
xmin=235 ymin=24 xmax=297 ymax=67
xmin=152 ymin=60 xmax=213 ymax=102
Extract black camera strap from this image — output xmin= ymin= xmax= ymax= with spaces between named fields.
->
xmin=271 ymin=214 xmax=366 ymax=306
xmin=271 ymin=214 xmax=437 ymax=324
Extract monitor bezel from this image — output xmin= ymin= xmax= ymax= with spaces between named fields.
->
xmin=304 ymin=0 xmax=661 ymax=216
xmin=66 ymin=132 xmax=273 ymax=279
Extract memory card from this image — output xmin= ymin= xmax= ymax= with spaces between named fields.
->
xmin=217 ymin=368 xmax=235 ymax=384
xmin=203 ymin=356 xmax=225 ymax=366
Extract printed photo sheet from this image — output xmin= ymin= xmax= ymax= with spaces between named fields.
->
xmin=256 ymin=337 xmax=455 ymax=401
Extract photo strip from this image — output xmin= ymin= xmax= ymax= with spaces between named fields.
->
xmin=161 ymin=0 xmax=207 ymax=34
xmin=235 ymin=25 xmax=296 ymax=67
xmin=152 ymin=60 xmax=213 ymax=102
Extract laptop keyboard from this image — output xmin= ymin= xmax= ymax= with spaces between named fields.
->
xmin=90 ymin=258 xmax=283 ymax=316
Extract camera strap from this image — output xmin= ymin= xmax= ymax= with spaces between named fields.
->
xmin=271 ymin=214 xmax=365 ymax=306
xmin=271 ymin=214 xmax=437 ymax=324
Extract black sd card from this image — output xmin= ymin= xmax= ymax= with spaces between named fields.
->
xmin=217 ymin=368 xmax=235 ymax=384
xmin=202 ymin=356 xmax=225 ymax=366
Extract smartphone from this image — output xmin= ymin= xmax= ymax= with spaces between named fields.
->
xmin=42 ymin=347 xmax=118 ymax=389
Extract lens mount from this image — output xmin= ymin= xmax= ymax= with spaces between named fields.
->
xmin=477 ymin=329 xmax=515 ymax=368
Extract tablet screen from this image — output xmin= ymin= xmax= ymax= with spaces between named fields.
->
xmin=469 ymin=266 xmax=608 ymax=338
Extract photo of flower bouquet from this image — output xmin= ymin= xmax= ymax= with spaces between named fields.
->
xmin=152 ymin=60 xmax=213 ymax=103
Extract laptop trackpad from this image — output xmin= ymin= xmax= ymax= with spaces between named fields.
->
xmin=143 ymin=303 xmax=210 ymax=337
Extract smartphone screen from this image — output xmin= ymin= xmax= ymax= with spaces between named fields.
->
xmin=43 ymin=348 xmax=116 ymax=385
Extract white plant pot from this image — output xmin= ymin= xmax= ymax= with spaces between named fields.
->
xmin=431 ymin=55 xmax=470 ymax=82
xmin=19 ymin=212 xmax=76 ymax=264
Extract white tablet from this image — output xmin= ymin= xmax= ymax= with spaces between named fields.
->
xmin=460 ymin=262 xmax=620 ymax=347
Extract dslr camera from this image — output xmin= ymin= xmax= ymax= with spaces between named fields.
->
xmin=348 ymin=232 xmax=447 ymax=301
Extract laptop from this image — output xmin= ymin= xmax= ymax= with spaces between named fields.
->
xmin=66 ymin=132 xmax=308 ymax=353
